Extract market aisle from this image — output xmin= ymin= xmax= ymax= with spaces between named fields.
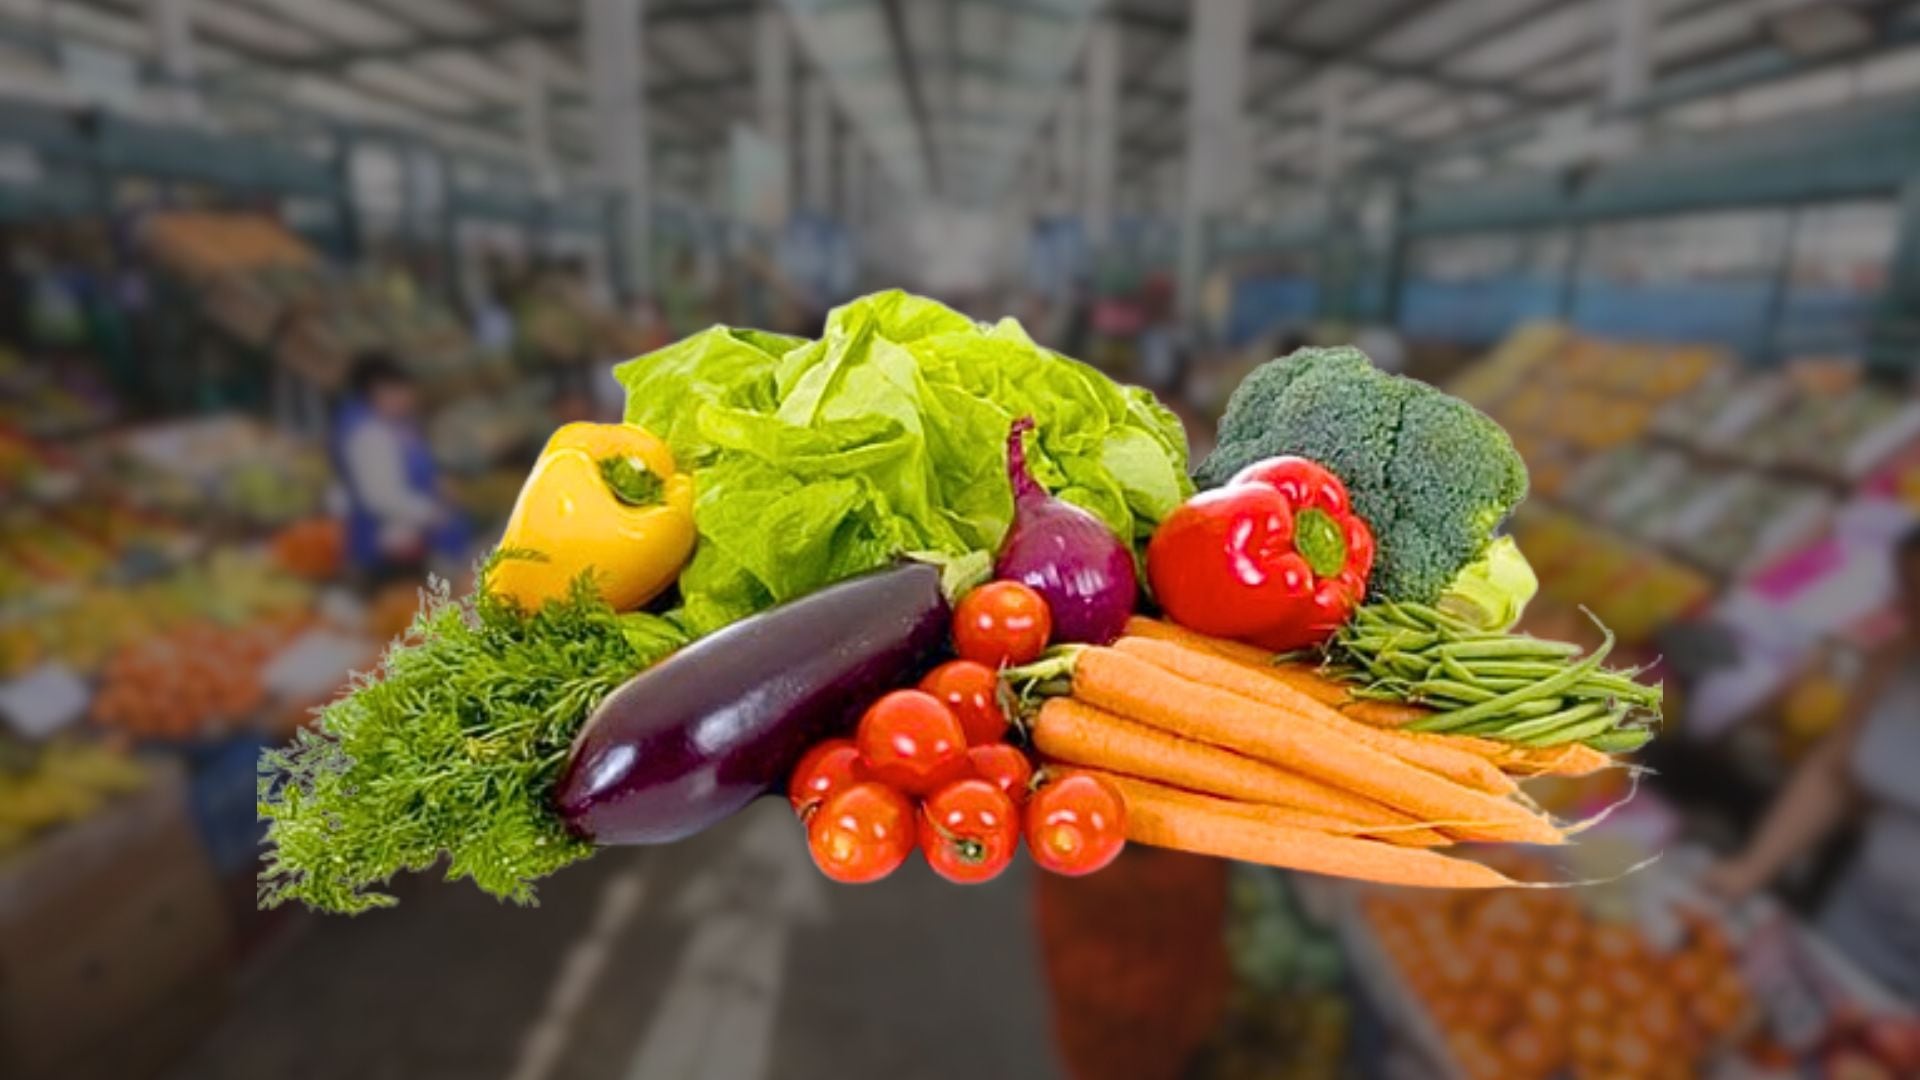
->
xmin=167 ymin=800 xmax=1062 ymax=1080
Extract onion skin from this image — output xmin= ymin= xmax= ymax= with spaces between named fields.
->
xmin=995 ymin=418 xmax=1140 ymax=645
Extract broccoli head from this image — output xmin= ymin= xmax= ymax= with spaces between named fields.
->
xmin=1196 ymin=347 xmax=1527 ymax=603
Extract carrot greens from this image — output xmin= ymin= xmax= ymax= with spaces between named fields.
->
xmin=258 ymin=573 xmax=685 ymax=914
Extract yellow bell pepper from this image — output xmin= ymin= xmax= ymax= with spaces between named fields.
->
xmin=487 ymin=422 xmax=695 ymax=612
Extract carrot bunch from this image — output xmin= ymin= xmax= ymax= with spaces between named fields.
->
xmin=1009 ymin=619 xmax=1630 ymax=889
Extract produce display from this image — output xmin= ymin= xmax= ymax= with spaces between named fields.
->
xmin=270 ymin=518 xmax=344 ymax=581
xmin=141 ymin=212 xmax=317 ymax=277
xmin=0 ymin=736 xmax=152 ymax=856
xmin=1361 ymin=869 xmax=1752 ymax=1080
xmin=90 ymin=615 xmax=309 ymax=740
xmin=258 ymin=290 xmax=1665 ymax=914
xmin=117 ymin=417 xmax=331 ymax=527
xmin=1204 ymin=868 xmax=1352 ymax=1080
xmin=2 ymin=543 xmax=311 ymax=678
xmin=1512 ymin=505 xmax=1714 ymax=646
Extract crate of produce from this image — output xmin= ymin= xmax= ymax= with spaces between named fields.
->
xmin=0 ymin=758 xmax=232 ymax=1079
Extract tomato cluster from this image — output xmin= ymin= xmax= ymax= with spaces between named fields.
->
xmin=789 ymin=580 xmax=1126 ymax=885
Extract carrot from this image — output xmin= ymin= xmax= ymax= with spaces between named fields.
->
xmin=1114 ymin=636 xmax=1517 ymax=797
xmin=1073 ymin=767 xmax=1449 ymax=848
xmin=1068 ymin=647 xmax=1565 ymax=846
xmin=1371 ymin=726 xmax=1615 ymax=778
xmin=1120 ymin=617 xmax=1364 ymax=709
xmin=1490 ymin=741 xmax=1615 ymax=777
xmin=1115 ymin=622 xmax=1613 ymax=779
xmin=1124 ymin=617 xmax=1276 ymax=667
xmin=1033 ymin=699 xmax=1448 ymax=847
xmin=1341 ymin=700 xmax=1434 ymax=728
xmin=1104 ymin=774 xmax=1520 ymax=889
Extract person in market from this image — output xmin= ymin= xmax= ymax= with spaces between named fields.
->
xmin=1705 ymin=524 xmax=1920 ymax=1001
xmin=331 ymin=353 xmax=468 ymax=584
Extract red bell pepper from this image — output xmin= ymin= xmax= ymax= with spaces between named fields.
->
xmin=1145 ymin=456 xmax=1375 ymax=651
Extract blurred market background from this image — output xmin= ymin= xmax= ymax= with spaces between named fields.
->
xmin=3 ymin=0 xmax=1920 ymax=1078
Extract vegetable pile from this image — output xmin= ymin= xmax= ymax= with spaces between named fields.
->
xmin=1197 ymin=346 xmax=1527 ymax=604
xmin=259 ymin=294 xmax=1664 ymax=914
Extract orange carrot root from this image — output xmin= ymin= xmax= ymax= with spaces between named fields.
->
xmin=1070 ymin=647 xmax=1566 ymax=847
xmin=1104 ymin=773 xmax=1520 ymax=889
xmin=1034 ymin=699 xmax=1447 ymax=847
xmin=1114 ymin=636 xmax=1517 ymax=797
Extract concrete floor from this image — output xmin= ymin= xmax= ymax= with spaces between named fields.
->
xmin=167 ymin=800 xmax=1065 ymax=1080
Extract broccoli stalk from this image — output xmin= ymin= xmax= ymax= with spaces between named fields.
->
xmin=1197 ymin=346 xmax=1528 ymax=603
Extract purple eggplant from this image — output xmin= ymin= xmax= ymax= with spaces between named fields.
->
xmin=554 ymin=561 xmax=949 ymax=844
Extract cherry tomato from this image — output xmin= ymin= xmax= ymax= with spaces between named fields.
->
xmin=952 ymin=581 xmax=1051 ymax=668
xmin=1025 ymin=770 xmax=1126 ymax=877
xmin=855 ymin=690 xmax=969 ymax=796
xmin=787 ymin=738 xmax=866 ymax=818
xmin=918 ymin=778 xmax=1019 ymax=885
xmin=967 ymin=742 xmax=1035 ymax=805
xmin=805 ymin=781 xmax=915 ymax=884
xmin=917 ymin=660 xmax=1009 ymax=745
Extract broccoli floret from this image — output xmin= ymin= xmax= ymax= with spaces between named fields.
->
xmin=1197 ymin=347 xmax=1394 ymax=493
xmin=1379 ymin=392 xmax=1529 ymax=600
xmin=1196 ymin=347 xmax=1527 ymax=603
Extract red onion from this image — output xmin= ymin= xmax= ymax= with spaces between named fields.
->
xmin=994 ymin=417 xmax=1139 ymax=645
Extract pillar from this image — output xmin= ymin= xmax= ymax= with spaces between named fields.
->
xmin=514 ymin=40 xmax=557 ymax=196
xmin=584 ymin=0 xmax=649 ymax=297
xmin=803 ymin=76 xmax=833 ymax=217
xmin=756 ymin=5 xmax=792 ymax=226
xmin=1052 ymin=94 xmax=1081 ymax=216
xmin=839 ymin=137 xmax=865 ymax=226
xmin=148 ymin=0 xmax=198 ymax=118
xmin=1607 ymin=0 xmax=1653 ymax=107
xmin=1315 ymin=67 xmax=1351 ymax=204
xmin=1083 ymin=17 xmax=1119 ymax=250
xmin=1177 ymin=0 xmax=1251 ymax=322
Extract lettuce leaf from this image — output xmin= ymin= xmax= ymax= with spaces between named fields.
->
xmin=616 ymin=290 xmax=1192 ymax=635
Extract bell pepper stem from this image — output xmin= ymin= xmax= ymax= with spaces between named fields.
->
xmin=598 ymin=455 xmax=666 ymax=507
xmin=1293 ymin=508 xmax=1349 ymax=579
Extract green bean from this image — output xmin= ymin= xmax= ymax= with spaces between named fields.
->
xmin=1384 ymin=653 xmax=1430 ymax=678
xmin=1484 ymin=701 xmax=1610 ymax=743
xmin=1362 ymin=604 xmax=1430 ymax=631
xmin=1409 ymin=626 xmax=1616 ymax=733
xmin=1350 ymin=686 xmax=1414 ymax=702
xmin=1438 ymin=653 xmax=1480 ymax=686
xmin=1448 ymin=659 xmax=1584 ymax=679
xmin=1565 ymin=682 xmax=1663 ymax=708
xmin=1388 ymin=602 xmax=1481 ymax=635
xmin=1409 ymin=679 xmax=1496 ymax=704
xmin=1434 ymin=637 xmax=1585 ymax=661
xmin=1344 ymin=631 xmax=1442 ymax=655
xmin=1578 ymin=673 xmax=1663 ymax=701
xmin=1585 ymin=728 xmax=1653 ymax=753
xmin=1523 ymin=711 xmax=1626 ymax=748
xmin=1506 ymin=698 xmax=1570 ymax=720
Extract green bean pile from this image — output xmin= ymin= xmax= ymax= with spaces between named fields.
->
xmin=1325 ymin=603 xmax=1660 ymax=752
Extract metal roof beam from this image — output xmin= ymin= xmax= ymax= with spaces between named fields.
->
xmin=1109 ymin=4 xmax=1546 ymax=105
xmin=1380 ymin=2 xmax=1920 ymax=170
xmin=285 ymin=0 xmax=756 ymax=73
